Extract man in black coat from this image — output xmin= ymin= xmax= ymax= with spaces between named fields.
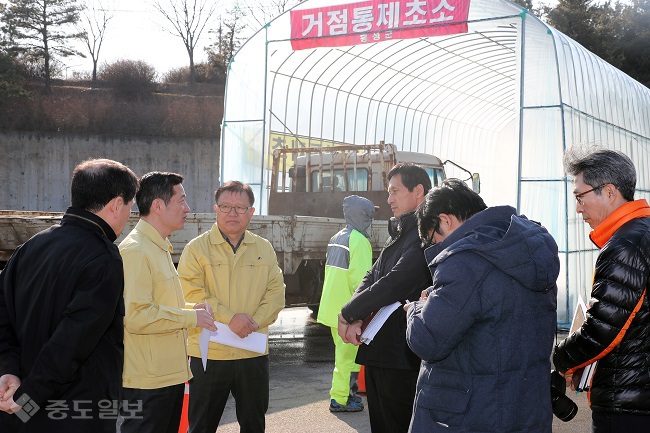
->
xmin=338 ymin=163 xmax=432 ymax=433
xmin=553 ymin=146 xmax=650 ymax=432
xmin=0 ymin=158 xmax=138 ymax=432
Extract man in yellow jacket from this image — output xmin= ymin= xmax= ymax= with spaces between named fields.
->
xmin=118 ymin=172 xmax=216 ymax=433
xmin=317 ymin=195 xmax=375 ymax=412
xmin=178 ymin=180 xmax=285 ymax=433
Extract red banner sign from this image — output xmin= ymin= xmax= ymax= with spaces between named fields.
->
xmin=290 ymin=0 xmax=471 ymax=50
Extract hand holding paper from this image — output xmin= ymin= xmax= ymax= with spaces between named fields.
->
xmin=229 ymin=313 xmax=259 ymax=338
xmin=199 ymin=321 xmax=268 ymax=371
xmin=194 ymin=303 xmax=217 ymax=332
xmin=343 ymin=321 xmax=363 ymax=346
xmin=358 ymin=301 xmax=401 ymax=345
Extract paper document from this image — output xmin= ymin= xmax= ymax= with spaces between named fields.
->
xmin=569 ymin=296 xmax=598 ymax=392
xmin=199 ymin=327 xmax=211 ymax=371
xmin=198 ymin=321 xmax=268 ymax=371
xmin=359 ymin=301 xmax=402 ymax=345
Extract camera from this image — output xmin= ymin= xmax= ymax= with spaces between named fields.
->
xmin=550 ymin=370 xmax=578 ymax=422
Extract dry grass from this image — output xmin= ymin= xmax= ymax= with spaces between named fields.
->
xmin=0 ymin=80 xmax=223 ymax=138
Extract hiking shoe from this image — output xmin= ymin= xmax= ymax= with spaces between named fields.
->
xmin=329 ymin=399 xmax=364 ymax=412
xmin=349 ymin=394 xmax=363 ymax=404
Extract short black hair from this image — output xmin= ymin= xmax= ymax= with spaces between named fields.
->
xmin=387 ymin=163 xmax=432 ymax=195
xmin=416 ymin=178 xmax=487 ymax=246
xmin=71 ymin=158 xmax=138 ymax=213
xmin=137 ymin=172 xmax=184 ymax=216
xmin=215 ymin=180 xmax=255 ymax=206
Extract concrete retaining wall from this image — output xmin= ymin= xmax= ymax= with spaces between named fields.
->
xmin=0 ymin=131 xmax=220 ymax=213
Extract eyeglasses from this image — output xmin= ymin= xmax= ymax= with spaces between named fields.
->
xmin=574 ymin=184 xmax=606 ymax=205
xmin=422 ymin=232 xmax=437 ymax=248
xmin=420 ymin=221 xmax=439 ymax=248
xmin=217 ymin=204 xmax=250 ymax=214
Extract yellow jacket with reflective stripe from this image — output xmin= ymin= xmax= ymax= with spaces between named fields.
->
xmin=317 ymin=229 xmax=372 ymax=328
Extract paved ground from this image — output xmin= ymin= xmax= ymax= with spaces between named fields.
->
xmin=214 ymin=364 xmax=592 ymax=433
xmin=211 ymin=308 xmax=593 ymax=433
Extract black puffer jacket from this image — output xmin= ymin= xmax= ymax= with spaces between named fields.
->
xmin=553 ymin=210 xmax=650 ymax=415
xmin=341 ymin=211 xmax=432 ymax=370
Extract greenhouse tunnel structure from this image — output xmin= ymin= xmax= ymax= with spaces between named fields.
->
xmin=220 ymin=0 xmax=650 ymax=324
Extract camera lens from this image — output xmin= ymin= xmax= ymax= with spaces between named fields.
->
xmin=550 ymin=386 xmax=578 ymax=421
xmin=550 ymin=370 xmax=578 ymax=422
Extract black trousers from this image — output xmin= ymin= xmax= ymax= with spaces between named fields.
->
xmin=592 ymin=411 xmax=650 ymax=433
xmin=364 ymin=365 xmax=418 ymax=433
xmin=188 ymin=355 xmax=269 ymax=433
xmin=118 ymin=383 xmax=185 ymax=433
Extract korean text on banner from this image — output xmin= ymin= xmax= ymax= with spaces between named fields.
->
xmin=290 ymin=0 xmax=471 ymax=50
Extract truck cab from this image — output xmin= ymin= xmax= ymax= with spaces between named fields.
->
xmin=269 ymin=142 xmax=447 ymax=220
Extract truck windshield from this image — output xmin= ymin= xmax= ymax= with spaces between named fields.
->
xmin=428 ymin=168 xmax=445 ymax=187
xmin=310 ymin=169 xmax=369 ymax=192
xmin=309 ymin=167 xmax=442 ymax=192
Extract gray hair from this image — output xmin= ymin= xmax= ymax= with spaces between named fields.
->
xmin=563 ymin=145 xmax=636 ymax=201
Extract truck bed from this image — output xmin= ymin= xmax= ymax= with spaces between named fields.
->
xmin=0 ymin=211 xmax=390 ymax=267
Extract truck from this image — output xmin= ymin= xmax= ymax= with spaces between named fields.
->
xmin=0 ymin=142 xmax=478 ymax=309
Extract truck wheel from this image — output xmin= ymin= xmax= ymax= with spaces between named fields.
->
xmin=299 ymin=260 xmax=324 ymax=314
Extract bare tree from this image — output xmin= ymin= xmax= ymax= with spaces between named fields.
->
xmin=152 ymin=0 xmax=219 ymax=83
xmin=205 ymin=3 xmax=246 ymax=82
xmin=77 ymin=0 xmax=112 ymax=85
xmin=239 ymin=0 xmax=301 ymax=32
